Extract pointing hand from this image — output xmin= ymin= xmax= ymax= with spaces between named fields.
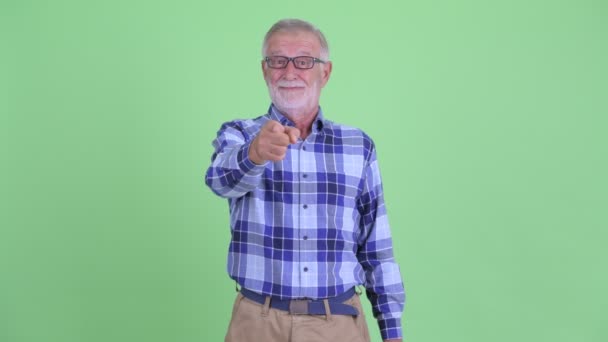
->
xmin=249 ymin=120 xmax=301 ymax=164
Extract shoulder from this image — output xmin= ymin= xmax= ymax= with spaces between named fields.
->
xmin=323 ymin=119 xmax=375 ymax=146
xmin=215 ymin=114 xmax=269 ymax=141
xmin=322 ymin=119 xmax=376 ymax=161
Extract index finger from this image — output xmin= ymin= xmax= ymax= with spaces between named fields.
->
xmin=284 ymin=127 xmax=301 ymax=144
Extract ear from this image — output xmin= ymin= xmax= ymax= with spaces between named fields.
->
xmin=320 ymin=61 xmax=333 ymax=88
xmin=261 ymin=59 xmax=268 ymax=78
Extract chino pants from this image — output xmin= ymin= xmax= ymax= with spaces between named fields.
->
xmin=225 ymin=291 xmax=371 ymax=342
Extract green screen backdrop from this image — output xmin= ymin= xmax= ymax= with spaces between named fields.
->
xmin=1 ymin=1 xmax=607 ymax=341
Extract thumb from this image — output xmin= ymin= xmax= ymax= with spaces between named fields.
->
xmin=285 ymin=127 xmax=301 ymax=144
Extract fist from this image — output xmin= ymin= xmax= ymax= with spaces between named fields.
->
xmin=249 ymin=120 xmax=300 ymax=164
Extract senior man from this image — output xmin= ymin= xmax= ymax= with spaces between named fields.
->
xmin=205 ymin=18 xmax=405 ymax=342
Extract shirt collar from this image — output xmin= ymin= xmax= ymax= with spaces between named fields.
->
xmin=268 ymin=104 xmax=325 ymax=134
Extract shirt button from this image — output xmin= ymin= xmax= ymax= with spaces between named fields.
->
xmin=303 ymin=204 xmax=308 ymax=209
xmin=302 ymin=174 xmax=308 ymax=178
xmin=303 ymin=236 xmax=308 ymax=240
xmin=302 ymin=145 xmax=307 ymax=151
xmin=303 ymin=267 xmax=308 ymax=272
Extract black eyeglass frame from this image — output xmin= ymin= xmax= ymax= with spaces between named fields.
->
xmin=263 ymin=56 xmax=327 ymax=70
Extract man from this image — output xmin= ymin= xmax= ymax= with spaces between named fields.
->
xmin=205 ymin=18 xmax=405 ymax=342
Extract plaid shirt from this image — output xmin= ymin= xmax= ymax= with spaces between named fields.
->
xmin=205 ymin=105 xmax=405 ymax=340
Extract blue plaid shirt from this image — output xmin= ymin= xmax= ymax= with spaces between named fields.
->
xmin=205 ymin=105 xmax=405 ymax=340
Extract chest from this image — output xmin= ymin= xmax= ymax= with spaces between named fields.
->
xmin=261 ymin=135 xmax=366 ymax=203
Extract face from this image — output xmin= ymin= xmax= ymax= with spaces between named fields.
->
xmin=262 ymin=30 xmax=332 ymax=117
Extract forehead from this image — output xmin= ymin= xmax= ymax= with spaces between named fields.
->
xmin=265 ymin=31 xmax=321 ymax=56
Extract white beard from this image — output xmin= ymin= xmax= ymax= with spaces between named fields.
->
xmin=266 ymin=79 xmax=320 ymax=117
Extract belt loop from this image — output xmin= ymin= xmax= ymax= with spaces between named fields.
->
xmin=261 ymin=296 xmax=271 ymax=317
xmin=323 ymin=299 xmax=332 ymax=321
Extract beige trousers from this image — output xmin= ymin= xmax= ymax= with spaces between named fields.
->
xmin=225 ymin=291 xmax=371 ymax=342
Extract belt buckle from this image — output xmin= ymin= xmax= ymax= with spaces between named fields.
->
xmin=289 ymin=299 xmax=310 ymax=315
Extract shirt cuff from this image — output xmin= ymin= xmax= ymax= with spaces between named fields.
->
xmin=378 ymin=317 xmax=402 ymax=340
xmin=238 ymin=142 xmax=266 ymax=173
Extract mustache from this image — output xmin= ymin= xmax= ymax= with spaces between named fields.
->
xmin=276 ymin=81 xmax=306 ymax=88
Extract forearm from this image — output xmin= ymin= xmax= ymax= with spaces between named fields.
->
xmin=205 ymin=142 xmax=265 ymax=198
xmin=358 ymin=219 xmax=405 ymax=339
xmin=365 ymin=263 xmax=405 ymax=340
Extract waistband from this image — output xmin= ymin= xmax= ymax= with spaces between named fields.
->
xmin=239 ymin=287 xmax=359 ymax=316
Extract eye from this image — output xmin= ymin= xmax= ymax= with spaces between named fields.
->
xmin=273 ymin=57 xmax=287 ymax=66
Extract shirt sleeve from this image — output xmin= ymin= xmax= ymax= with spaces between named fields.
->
xmin=205 ymin=120 xmax=266 ymax=198
xmin=356 ymin=144 xmax=406 ymax=340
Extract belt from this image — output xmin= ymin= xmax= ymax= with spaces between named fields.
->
xmin=239 ymin=287 xmax=359 ymax=316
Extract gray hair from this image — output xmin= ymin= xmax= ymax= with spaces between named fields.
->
xmin=262 ymin=18 xmax=330 ymax=60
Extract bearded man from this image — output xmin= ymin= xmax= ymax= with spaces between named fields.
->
xmin=205 ymin=18 xmax=405 ymax=342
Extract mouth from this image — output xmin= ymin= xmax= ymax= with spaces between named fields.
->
xmin=279 ymin=86 xmax=305 ymax=91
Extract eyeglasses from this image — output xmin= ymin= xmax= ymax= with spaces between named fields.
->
xmin=264 ymin=56 xmax=326 ymax=70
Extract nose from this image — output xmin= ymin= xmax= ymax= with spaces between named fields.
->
xmin=286 ymin=58 xmax=301 ymax=70
xmin=282 ymin=59 xmax=300 ymax=79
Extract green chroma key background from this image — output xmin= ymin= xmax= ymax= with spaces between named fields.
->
xmin=1 ymin=0 xmax=606 ymax=341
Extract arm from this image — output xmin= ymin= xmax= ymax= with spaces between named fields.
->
xmin=205 ymin=120 xmax=300 ymax=198
xmin=204 ymin=121 xmax=265 ymax=198
xmin=356 ymin=145 xmax=406 ymax=341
